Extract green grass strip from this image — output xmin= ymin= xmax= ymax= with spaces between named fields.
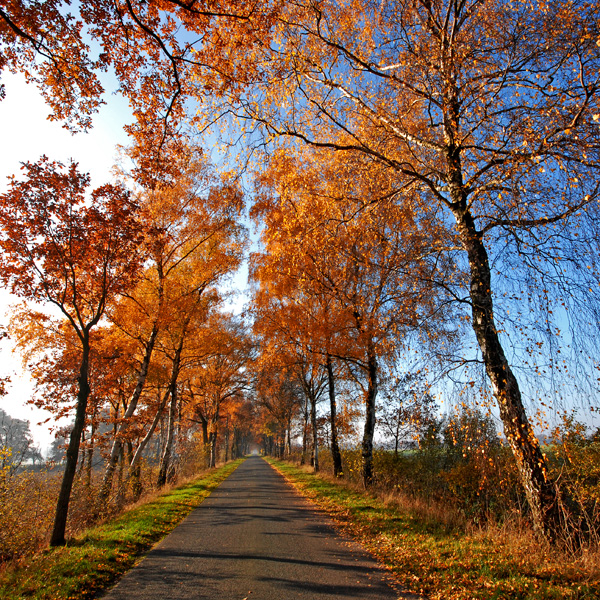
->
xmin=0 ymin=458 xmax=245 ymax=600
xmin=268 ymin=459 xmax=599 ymax=600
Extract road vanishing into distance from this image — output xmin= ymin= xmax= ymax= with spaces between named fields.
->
xmin=101 ymin=455 xmax=413 ymax=599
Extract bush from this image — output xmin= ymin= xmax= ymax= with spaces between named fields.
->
xmin=547 ymin=416 xmax=600 ymax=540
xmin=309 ymin=409 xmax=530 ymax=526
xmin=0 ymin=435 xmax=225 ymax=564
xmin=286 ymin=408 xmax=600 ymax=540
xmin=0 ymin=463 xmax=57 ymax=560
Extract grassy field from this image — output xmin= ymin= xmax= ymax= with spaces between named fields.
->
xmin=268 ymin=459 xmax=600 ymax=600
xmin=0 ymin=459 xmax=245 ymax=600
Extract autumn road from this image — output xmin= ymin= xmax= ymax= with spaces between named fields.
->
xmin=101 ymin=455 xmax=409 ymax=599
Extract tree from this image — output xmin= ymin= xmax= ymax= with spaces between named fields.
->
xmin=47 ymin=426 xmax=70 ymax=464
xmin=5 ymin=0 xmax=598 ymax=540
xmin=146 ymin=195 xmax=245 ymax=484
xmin=254 ymin=286 xmax=346 ymax=476
xmin=99 ymin=150 xmax=245 ymax=499
xmin=252 ymin=358 xmax=304 ymax=460
xmin=1 ymin=0 xmax=282 ymax=184
xmin=0 ymin=157 xmax=145 ymax=545
xmin=0 ymin=409 xmax=41 ymax=473
xmin=251 ymin=280 xmax=333 ymax=471
xmin=186 ymin=313 xmax=253 ymax=468
xmin=224 ymin=397 xmax=255 ymax=460
xmin=252 ymin=147 xmax=453 ymax=485
xmin=225 ymin=0 xmax=600 ymax=539
xmin=378 ymin=373 xmax=438 ymax=456
xmin=0 ymin=0 xmax=106 ymax=131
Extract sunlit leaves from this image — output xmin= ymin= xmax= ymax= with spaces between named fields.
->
xmin=0 ymin=156 xmax=145 ymax=333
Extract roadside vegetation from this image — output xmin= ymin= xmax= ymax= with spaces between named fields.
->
xmin=0 ymin=458 xmax=244 ymax=600
xmin=269 ymin=454 xmax=600 ymax=600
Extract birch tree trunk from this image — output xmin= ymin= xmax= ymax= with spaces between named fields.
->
xmin=326 ymin=353 xmax=343 ymax=477
xmin=157 ymin=386 xmax=178 ymax=487
xmin=441 ymin=79 xmax=561 ymax=535
xmin=300 ymin=396 xmax=309 ymax=465
xmin=208 ymin=425 xmax=218 ymax=468
xmin=310 ymin=391 xmax=319 ymax=472
xmin=361 ymin=344 xmax=378 ymax=488
xmin=129 ymin=387 xmax=170 ymax=474
xmin=451 ymin=204 xmax=561 ymax=537
xmin=85 ymin=421 xmax=95 ymax=488
xmin=99 ymin=320 xmax=160 ymax=502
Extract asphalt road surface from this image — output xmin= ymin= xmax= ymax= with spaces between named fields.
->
xmin=101 ymin=455 xmax=411 ymax=600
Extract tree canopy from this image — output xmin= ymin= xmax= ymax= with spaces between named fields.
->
xmin=1 ymin=0 xmax=600 ymax=544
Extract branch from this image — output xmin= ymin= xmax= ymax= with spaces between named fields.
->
xmin=481 ymin=186 xmax=599 ymax=235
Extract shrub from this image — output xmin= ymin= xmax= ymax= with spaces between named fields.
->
xmin=0 ymin=462 xmax=56 ymax=560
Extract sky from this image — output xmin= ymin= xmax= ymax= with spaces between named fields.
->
xmin=0 ymin=72 xmax=132 ymax=451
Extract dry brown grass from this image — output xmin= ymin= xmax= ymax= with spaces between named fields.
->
xmin=0 ymin=468 xmax=56 ymax=561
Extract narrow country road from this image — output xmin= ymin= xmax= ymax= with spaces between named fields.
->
xmin=101 ymin=455 xmax=412 ymax=599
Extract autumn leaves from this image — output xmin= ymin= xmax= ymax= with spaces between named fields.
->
xmin=0 ymin=152 xmax=248 ymax=545
xmin=241 ymin=0 xmax=600 ymax=540
xmin=1 ymin=0 xmax=599 ymax=545
xmin=250 ymin=148 xmax=454 ymax=483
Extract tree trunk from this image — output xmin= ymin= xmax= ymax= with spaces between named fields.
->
xmin=310 ymin=392 xmax=319 ymax=472
xmin=201 ymin=418 xmax=209 ymax=446
xmin=156 ymin=328 xmax=186 ymax=488
xmin=326 ymin=353 xmax=343 ymax=477
xmin=452 ymin=204 xmax=561 ymax=538
xmin=85 ymin=421 xmax=95 ymax=488
xmin=157 ymin=385 xmax=178 ymax=487
xmin=208 ymin=398 xmax=222 ymax=468
xmin=116 ymin=444 xmax=125 ymax=507
xmin=300 ymin=397 xmax=309 ymax=465
xmin=50 ymin=336 xmax=91 ymax=546
xmin=131 ymin=460 xmax=143 ymax=501
xmin=99 ymin=320 xmax=160 ymax=503
xmin=437 ymin=63 xmax=562 ymax=538
xmin=231 ymin=428 xmax=238 ymax=459
xmin=189 ymin=385 xmax=211 ymax=468
xmin=129 ymin=387 xmax=169 ymax=474
xmin=78 ymin=429 xmax=86 ymax=476
xmin=208 ymin=423 xmax=218 ymax=468
xmin=224 ymin=416 xmax=230 ymax=462
xmin=361 ymin=344 xmax=378 ymax=487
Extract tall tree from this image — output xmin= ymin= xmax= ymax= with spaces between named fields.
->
xmin=252 ymin=358 xmax=304 ymax=460
xmin=186 ymin=313 xmax=253 ymax=468
xmin=0 ymin=409 xmax=41 ymax=473
xmin=1 ymin=0 xmax=282 ymax=183
xmin=230 ymin=0 xmax=600 ymax=538
xmin=378 ymin=372 xmax=438 ymax=456
xmin=251 ymin=278 xmax=338 ymax=472
xmin=0 ymin=0 xmax=105 ymax=131
xmin=99 ymin=150 xmax=245 ymax=499
xmin=252 ymin=148 xmax=452 ymax=484
xmin=5 ymin=0 xmax=598 ymax=540
xmin=0 ymin=157 xmax=145 ymax=545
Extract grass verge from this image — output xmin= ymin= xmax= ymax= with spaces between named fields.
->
xmin=0 ymin=458 xmax=245 ymax=600
xmin=267 ymin=458 xmax=599 ymax=600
